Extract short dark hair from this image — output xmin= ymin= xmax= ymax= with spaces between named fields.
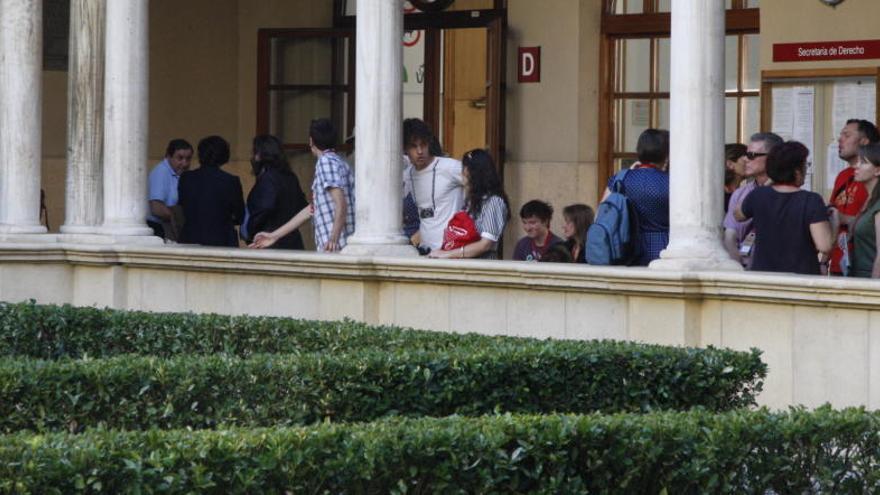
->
xmin=403 ymin=118 xmax=435 ymax=148
xmin=766 ymin=140 xmax=809 ymax=184
xmin=197 ymin=136 xmax=230 ymax=168
xmin=749 ymin=132 xmax=783 ymax=153
xmin=165 ymin=139 xmax=193 ymax=157
xmin=636 ymin=128 xmax=669 ymax=164
xmin=520 ymin=199 xmax=553 ymax=222
xmin=846 ymin=118 xmax=880 ymax=144
xmin=309 ymin=118 xmax=338 ymax=151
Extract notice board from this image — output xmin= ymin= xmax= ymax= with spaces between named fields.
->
xmin=761 ymin=68 xmax=880 ymax=199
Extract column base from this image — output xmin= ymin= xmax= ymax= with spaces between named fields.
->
xmin=341 ymin=233 xmax=419 ymax=257
xmin=59 ymin=224 xmax=103 ymax=235
xmin=56 ymin=233 xmax=164 ymax=245
xmin=98 ymin=223 xmax=155 ymax=237
xmin=649 ymin=245 xmax=743 ymax=272
xmin=0 ymin=224 xmax=48 ymax=235
xmin=0 ymin=232 xmax=57 ymax=244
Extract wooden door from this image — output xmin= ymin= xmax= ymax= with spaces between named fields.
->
xmin=443 ymin=28 xmax=487 ymax=160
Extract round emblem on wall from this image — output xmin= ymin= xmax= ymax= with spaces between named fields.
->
xmin=409 ymin=0 xmax=455 ymax=12
xmin=818 ymin=0 xmax=845 ymax=7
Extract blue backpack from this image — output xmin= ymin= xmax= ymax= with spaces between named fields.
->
xmin=585 ymin=170 xmax=641 ymax=265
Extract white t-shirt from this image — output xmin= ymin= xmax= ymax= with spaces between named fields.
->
xmin=402 ymin=156 xmax=464 ymax=250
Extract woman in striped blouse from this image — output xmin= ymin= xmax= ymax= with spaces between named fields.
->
xmin=429 ymin=149 xmax=510 ymax=259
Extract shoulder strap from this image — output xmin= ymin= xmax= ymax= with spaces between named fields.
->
xmin=611 ymin=169 xmax=630 ymax=194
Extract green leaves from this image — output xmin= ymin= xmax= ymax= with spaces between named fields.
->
xmin=4 ymin=409 xmax=880 ymax=493
xmin=0 ymin=342 xmax=764 ymax=433
xmin=0 ymin=302 xmax=766 ymax=434
xmin=0 ymin=301 xmax=776 ymax=493
xmin=0 ymin=301 xmax=505 ymax=360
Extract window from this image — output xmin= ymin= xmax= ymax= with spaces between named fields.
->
xmin=256 ymin=29 xmax=354 ymax=151
xmin=600 ymin=1 xmax=760 ymax=182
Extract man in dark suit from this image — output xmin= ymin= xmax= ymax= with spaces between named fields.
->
xmin=177 ymin=136 xmax=245 ymax=247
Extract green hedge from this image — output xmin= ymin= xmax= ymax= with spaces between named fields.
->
xmin=0 ymin=341 xmax=764 ymax=432
xmin=0 ymin=301 xmax=500 ymax=359
xmin=2 ymin=407 xmax=878 ymax=494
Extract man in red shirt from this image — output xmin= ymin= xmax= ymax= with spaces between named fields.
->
xmin=829 ymin=119 xmax=880 ymax=275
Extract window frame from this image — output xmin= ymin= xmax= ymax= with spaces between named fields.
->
xmin=256 ymin=28 xmax=356 ymax=152
xmin=599 ymin=1 xmax=759 ymax=194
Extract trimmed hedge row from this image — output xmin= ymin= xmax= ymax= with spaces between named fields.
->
xmin=2 ymin=407 xmax=878 ymax=494
xmin=0 ymin=342 xmax=765 ymax=432
xmin=0 ymin=301 xmax=501 ymax=359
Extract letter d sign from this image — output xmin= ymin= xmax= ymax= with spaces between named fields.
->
xmin=518 ymin=47 xmax=541 ymax=83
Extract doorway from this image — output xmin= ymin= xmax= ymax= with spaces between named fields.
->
xmin=397 ymin=7 xmax=506 ymax=171
xmin=257 ymin=3 xmax=507 ymax=171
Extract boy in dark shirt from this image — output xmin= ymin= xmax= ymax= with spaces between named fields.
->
xmin=512 ymin=200 xmax=563 ymax=261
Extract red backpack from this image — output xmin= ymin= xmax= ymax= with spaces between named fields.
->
xmin=442 ymin=211 xmax=481 ymax=250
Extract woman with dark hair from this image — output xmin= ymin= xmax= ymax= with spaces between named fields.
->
xmin=243 ymin=135 xmax=309 ymax=250
xmin=561 ymin=203 xmax=594 ymax=263
xmin=600 ymin=128 xmax=670 ymax=265
xmin=850 ymin=144 xmax=880 ymax=277
xmin=724 ymin=143 xmax=747 ymax=213
xmin=735 ymin=140 xmax=832 ymax=275
xmin=177 ymin=135 xmax=244 ymax=247
xmin=428 ymin=149 xmax=509 ymax=259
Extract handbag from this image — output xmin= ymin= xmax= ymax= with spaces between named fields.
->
xmin=442 ymin=211 xmax=481 ymax=251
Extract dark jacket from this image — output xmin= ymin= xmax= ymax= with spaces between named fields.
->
xmin=245 ymin=168 xmax=309 ymax=250
xmin=177 ymin=166 xmax=245 ymax=247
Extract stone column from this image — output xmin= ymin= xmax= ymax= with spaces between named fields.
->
xmin=650 ymin=0 xmax=741 ymax=271
xmin=61 ymin=0 xmax=106 ymax=235
xmin=0 ymin=0 xmax=48 ymax=235
xmin=341 ymin=0 xmax=416 ymax=257
xmin=100 ymin=0 xmax=154 ymax=238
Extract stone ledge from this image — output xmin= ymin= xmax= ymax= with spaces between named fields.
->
xmin=0 ymin=242 xmax=878 ymax=309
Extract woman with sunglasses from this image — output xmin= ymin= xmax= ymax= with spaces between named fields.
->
xmin=850 ymin=144 xmax=880 ymax=277
xmin=734 ymin=140 xmax=832 ymax=275
xmin=429 ymin=149 xmax=510 ymax=259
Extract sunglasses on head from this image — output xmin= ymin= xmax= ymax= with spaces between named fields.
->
xmin=745 ymin=151 xmax=768 ymax=160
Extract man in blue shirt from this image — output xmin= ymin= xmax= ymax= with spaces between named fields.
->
xmin=147 ymin=139 xmax=193 ymax=239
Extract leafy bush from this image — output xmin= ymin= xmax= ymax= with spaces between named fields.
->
xmin=0 ymin=301 xmax=495 ymax=359
xmin=2 ymin=407 xmax=878 ymax=494
xmin=0 ymin=341 xmax=764 ymax=433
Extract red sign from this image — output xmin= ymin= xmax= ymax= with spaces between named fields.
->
xmin=774 ymin=39 xmax=880 ymax=62
xmin=518 ymin=47 xmax=541 ymax=83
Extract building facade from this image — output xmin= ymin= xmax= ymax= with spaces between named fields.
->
xmin=1 ymin=0 xmax=880 ymax=408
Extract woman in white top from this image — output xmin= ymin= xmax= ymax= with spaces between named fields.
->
xmin=429 ymin=149 xmax=510 ymax=260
